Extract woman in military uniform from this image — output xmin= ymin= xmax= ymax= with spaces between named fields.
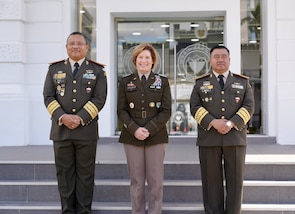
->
xmin=117 ymin=43 xmax=172 ymax=214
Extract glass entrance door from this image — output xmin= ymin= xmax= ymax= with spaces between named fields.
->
xmin=116 ymin=19 xmax=224 ymax=135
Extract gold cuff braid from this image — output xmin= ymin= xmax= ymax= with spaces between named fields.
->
xmin=237 ymin=107 xmax=251 ymax=124
xmin=194 ymin=107 xmax=209 ymax=124
xmin=47 ymin=100 xmax=60 ymax=117
xmin=83 ymin=101 xmax=99 ymax=119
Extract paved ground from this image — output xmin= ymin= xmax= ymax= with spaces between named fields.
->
xmin=0 ymin=136 xmax=295 ymax=164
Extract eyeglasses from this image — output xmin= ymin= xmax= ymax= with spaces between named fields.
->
xmin=67 ymin=43 xmax=86 ymax=47
xmin=212 ymin=54 xmax=229 ymax=60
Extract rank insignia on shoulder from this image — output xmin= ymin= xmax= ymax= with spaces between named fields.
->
xmin=232 ymin=73 xmax=249 ymax=79
xmin=122 ymin=73 xmax=133 ymax=79
xmin=49 ymin=59 xmax=66 ymax=65
xmin=157 ymin=74 xmax=167 ymax=78
xmin=88 ymin=59 xmax=105 ymax=67
xmin=195 ymin=73 xmax=210 ymax=81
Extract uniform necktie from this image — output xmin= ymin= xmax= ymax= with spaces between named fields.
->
xmin=218 ymin=74 xmax=224 ymax=89
xmin=73 ymin=62 xmax=79 ymax=77
xmin=141 ymin=75 xmax=146 ymax=87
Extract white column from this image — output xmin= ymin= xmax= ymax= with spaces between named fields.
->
xmin=275 ymin=0 xmax=295 ymax=144
xmin=0 ymin=0 xmax=26 ymax=146
xmin=24 ymin=0 xmax=77 ymax=145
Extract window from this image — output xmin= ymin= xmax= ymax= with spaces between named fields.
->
xmin=241 ymin=0 xmax=262 ymax=134
xmin=116 ymin=19 xmax=224 ymax=135
xmin=78 ymin=0 xmax=96 ymax=59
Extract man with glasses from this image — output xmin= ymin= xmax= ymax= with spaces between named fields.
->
xmin=43 ymin=32 xmax=107 ymax=213
xmin=190 ymin=45 xmax=254 ymax=214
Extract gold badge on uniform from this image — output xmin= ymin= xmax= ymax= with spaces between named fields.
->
xmin=129 ymin=102 xmax=134 ymax=109
xmin=60 ymin=88 xmax=65 ymax=96
xmin=56 ymin=84 xmax=65 ymax=96
xmin=57 ymin=72 xmax=66 ymax=79
xmin=149 ymin=102 xmax=155 ymax=108
xmin=200 ymin=81 xmax=213 ymax=93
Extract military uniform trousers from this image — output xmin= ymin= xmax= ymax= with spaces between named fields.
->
xmin=54 ymin=140 xmax=97 ymax=214
xmin=199 ymin=146 xmax=246 ymax=214
xmin=123 ymin=143 xmax=167 ymax=214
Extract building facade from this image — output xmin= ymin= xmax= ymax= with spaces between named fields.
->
xmin=0 ymin=0 xmax=294 ymax=146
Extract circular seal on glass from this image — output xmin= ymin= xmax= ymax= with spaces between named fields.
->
xmin=177 ymin=43 xmax=211 ymax=82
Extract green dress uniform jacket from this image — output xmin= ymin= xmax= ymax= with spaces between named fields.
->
xmin=43 ymin=58 xmax=107 ymax=141
xmin=117 ymin=71 xmax=172 ymax=146
xmin=190 ymin=71 xmax=255 ymax=146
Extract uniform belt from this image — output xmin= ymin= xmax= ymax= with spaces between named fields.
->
xmin=134 ymin=111 xmax=150 ymax=118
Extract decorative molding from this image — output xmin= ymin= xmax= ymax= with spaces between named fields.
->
xmin=0 ymin=43 xmax=23 ymax=62
xmin=0 ymin=0 xmax=22 ymax=20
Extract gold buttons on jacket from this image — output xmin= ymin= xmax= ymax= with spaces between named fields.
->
xmin=72 ymin=109 xmax=76 ymax=113
xmin=73 ymin=89 xmax=77 ymax=93
xmin=73 ymin=99 xmax=77 ymax=102
xmin=73 ymin=80 xmax=77 ymax=84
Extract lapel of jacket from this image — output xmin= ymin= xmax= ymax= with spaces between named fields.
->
xmin=224 ymin=71 xmax=233 ymax=89
xmin=207 ymin=71 xmax=220 ymax=90
xmin=74 ymin=59 xmax=88 ymax=78
xmin=64 ymin=58 xmax=73 ymax=78
xmin=147 ymin=72 xmax=155 ymax=90
xmin=132 ymin=73 xmax=143 ymax=92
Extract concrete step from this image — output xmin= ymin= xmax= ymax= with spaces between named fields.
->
xmin=0 ymin=202 xmax=295 ymax=214
xmin=1 ymin=162 xmax=295 ymax=181
xmin=0 ymin=179 xmax=295 ymax=204
xmin=1 ymin=141 xmax=295 ymax=213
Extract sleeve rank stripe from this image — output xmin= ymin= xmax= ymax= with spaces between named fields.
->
xmin=237 ymin=107 xmax=251 ymax=124
xmin=83 ymin=101 xmax=99 ymax=119
xmin=47 ymin=100 xmax=60 ymax=116
xmin=194 ymin=107 xmax=209 ymax=124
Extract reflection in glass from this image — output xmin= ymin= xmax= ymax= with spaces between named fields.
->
xmin=241 ymin=0 xmax=262 ymax=134
xmin=116 ymin=19 xmax=224 ymax=135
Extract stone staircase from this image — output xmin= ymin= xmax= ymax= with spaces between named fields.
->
xmin=0 ymin=137 xmax=295 ymax=214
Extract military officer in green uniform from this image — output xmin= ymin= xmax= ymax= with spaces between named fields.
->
xmin=190 ymin=45 xmax=254 ymax=214
xmin=43 ymin=32 xmax=107 ymax=214
xmin=117 ymin=43 xmax=171 ymax=214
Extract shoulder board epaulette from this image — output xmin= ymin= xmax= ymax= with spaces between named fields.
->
xmin=156 ymin=74 xmax=167 ymax=78
xmin=195 ymin=73 xmax=210 ymax=81
xmin=232 ymin=73 xmax=249 ymax=79
xmin=122 ymin=73 xmax=133 ymax=78
xmin=49 ymin=59 xmax=66 ymax=65
xmin=88 ymin=59 xmax=105 ymax=67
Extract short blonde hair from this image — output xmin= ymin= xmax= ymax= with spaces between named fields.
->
xmin=132 ymin=43 xmax=158 ymax=70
